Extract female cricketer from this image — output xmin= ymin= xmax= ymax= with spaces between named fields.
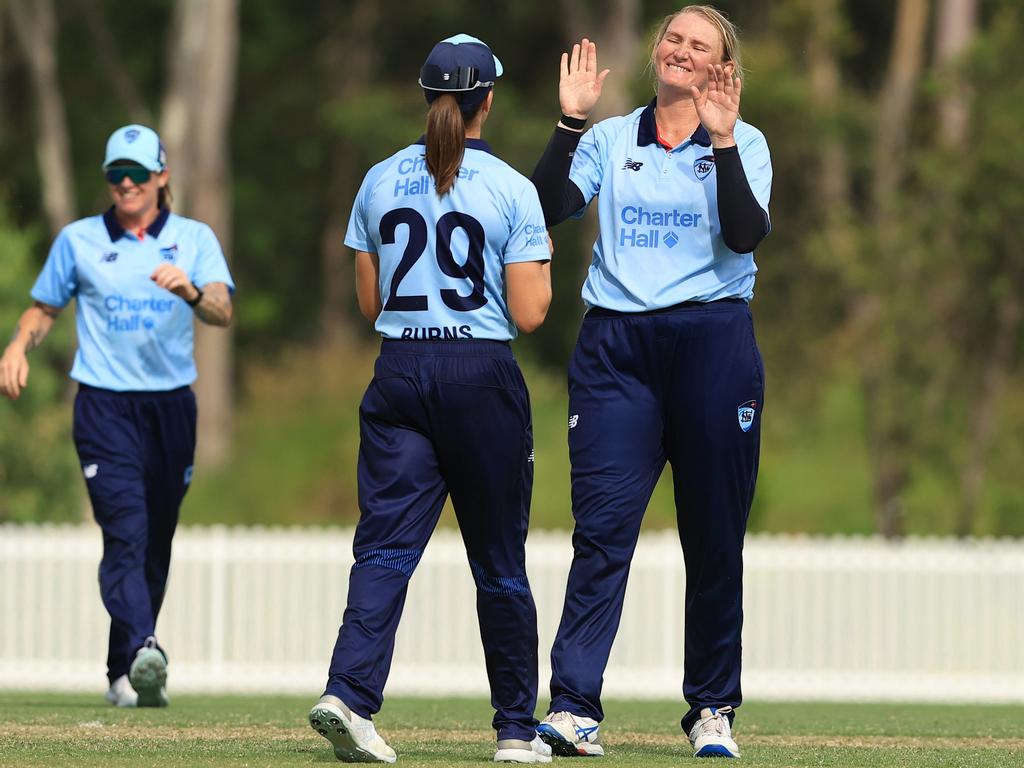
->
xmin=308 ymin=35 xmax=554 ymax=765
xmin=530 ymin=5 xmax=771 ymax=759
xmin=0 ymin=124 xmax=235 ymax=707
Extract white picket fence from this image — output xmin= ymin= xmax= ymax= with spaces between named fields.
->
xmin=1 ymin=523 xmax=1022 ymax=702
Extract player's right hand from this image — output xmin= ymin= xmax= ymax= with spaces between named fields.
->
xmin=0 ymin=347 xmax=29 ymax=400
xmin=559 ymin=38 xmax=610 ymax=121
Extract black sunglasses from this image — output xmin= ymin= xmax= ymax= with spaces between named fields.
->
xmin=419 ymin=64 xmax=494 ymax=92
xmin=105 ymin=166 xmax=152 ymax=185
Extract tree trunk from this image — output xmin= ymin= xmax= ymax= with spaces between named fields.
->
xmin=862 ymin=0 xmax=930 ymax=538
xmin=319 ymin=0 xmax=379 ymax=345
xmin=160 ymin=0 xmax=239 ymax=470
xmin=8 ymin=0 xmax=76 ymax=234
xmin=933 ymin=0 xmax=999 ymax=535
xmin=934 ymin=0 xmax=977 ymax=149
xmin=871 ymin=0 xmax=929 ymax=209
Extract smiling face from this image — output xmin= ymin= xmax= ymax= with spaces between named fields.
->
xmin=106 ymin=163 xmax=168 ymax=221
xmin=652 ymin=11 xmax=733 ymax=94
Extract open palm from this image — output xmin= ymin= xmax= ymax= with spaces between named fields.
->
xmin=560 ymin=38 xmax=610 ymax=119
xmin=690 ymin=64 xmax=741 ymax=143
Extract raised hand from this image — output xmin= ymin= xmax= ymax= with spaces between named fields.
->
xmin=690 ymin=64 xmax=741 ymax=147
xmin=150 ymin=263 xmax=198 ymax=303
xmin=559 ymin=38 xmax=610 ymax=120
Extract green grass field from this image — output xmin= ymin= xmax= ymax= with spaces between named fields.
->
xmin=1 ymin=693 xmax=1021 ymax=768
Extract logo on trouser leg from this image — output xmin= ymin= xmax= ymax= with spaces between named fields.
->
xmin=83 ymin=463 xmax=99 ymax=479
xmin=183 ymin=465 xmax=194 ymax=485
xmin=568 ymin=414 xmax=579 ymax=429
xmin=737 ymin=401 xmax=757 ymax=432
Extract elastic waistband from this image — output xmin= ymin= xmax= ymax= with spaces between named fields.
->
xmin=585 ymin=297 xmax=747 ymax=319
xmin=380 ymin=338 xmax=514 ymax=358
xmin=78 ymin=383 xmax=192 ymax=399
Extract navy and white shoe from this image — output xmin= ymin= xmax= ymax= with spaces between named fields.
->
xmin=309 ymin=695 xmax=397 ymax=763
xmin=537 ymin=711 xmax=604 ymax=757
xmin=128 ymin=636 xmax=168 ymax=708
xmin=688 ymin=706 xmax=740 ymax=758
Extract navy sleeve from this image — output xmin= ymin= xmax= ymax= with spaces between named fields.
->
xmin=713 ymin=145 xmax=771 ymax=253
xmin=530 ymin=126 xmax=586 ymax=226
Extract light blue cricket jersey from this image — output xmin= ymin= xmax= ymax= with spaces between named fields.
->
xmin=570 ymin=99 xmax=772 ymax=311
xmin=31 ymin=208 xmax=235 ymax=391
xmin=345 ymin=138 xmax=550 ymax=341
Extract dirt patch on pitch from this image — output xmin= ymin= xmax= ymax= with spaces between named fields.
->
xmin=2 ymin=723 xmax=1023 ymax=752
xmin=0 ymin=722 xmax=494 ymax=744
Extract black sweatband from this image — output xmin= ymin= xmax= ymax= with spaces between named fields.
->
xmin=186 ymin=283 xmax=203 ymax=307
xmin=559 ymin=114 xmax=587 ymax=130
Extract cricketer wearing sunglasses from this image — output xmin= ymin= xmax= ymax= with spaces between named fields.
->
xmin=0 ymin=124 xmax=235 ymax=709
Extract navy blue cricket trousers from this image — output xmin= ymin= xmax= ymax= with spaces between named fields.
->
xmin=73 ymin=384 xmax=196 ymax=683
xmin=548 ymin=299 xmax=764 ymax=734
xmin=325 ymin=339 xmax=540 ymax=742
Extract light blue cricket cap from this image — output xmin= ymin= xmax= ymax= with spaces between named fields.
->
xmin=102 ymin=124 xmax=167 ymax=172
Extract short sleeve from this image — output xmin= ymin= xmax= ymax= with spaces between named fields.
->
xmin=192 ymin=223 xmax=235 ymax=292
xmin=503 ymin=182 xmax=551 ymax=265
xmin=737 ymin=126 xmax=772 ymax=219
xmin=567 ymin=124 xmax=606 ymax=213
xmin=30 ymin=229 xmax=78 ymax=308
xmin=344 ymin=172 xmax=375 ymax=253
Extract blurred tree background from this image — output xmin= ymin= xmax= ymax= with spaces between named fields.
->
xmin=1 ymin=0 xmax=1021 ymax=536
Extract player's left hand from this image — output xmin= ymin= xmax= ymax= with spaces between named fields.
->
xmin=691 ymin=64 xmax=740 ymax=148
xmin=150 ymin=263 xmax=199 ymax=303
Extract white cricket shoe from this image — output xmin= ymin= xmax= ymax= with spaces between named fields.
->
xmin=536 ymin=711 xmax=604 ymax=757
xmin=128 ymin=636 xmax=168 ymax=708
xmin=688 ymin=706 xmax=740 ymax=758
xmin=104 ymin=674 xmax=138 ymax=707
xmin=309 ymin=695 xmax=397 ymax=763
xmin=494 ymin=735 xmax=553 ymax=763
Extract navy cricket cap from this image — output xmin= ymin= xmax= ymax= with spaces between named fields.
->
xmin=420 ymin=34 xmax=503 ymax=112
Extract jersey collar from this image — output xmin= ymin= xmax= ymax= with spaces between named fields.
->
xmin=637 ymin=98 xmax=712 ymax=148
xmin=414 ymin=136 xmax=496 ymax=156
xmin=102 ymin=206 xmax=170 ymax=242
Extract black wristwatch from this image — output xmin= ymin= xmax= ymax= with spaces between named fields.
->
xmin=186 ymin=282 xmax=203 ymax=307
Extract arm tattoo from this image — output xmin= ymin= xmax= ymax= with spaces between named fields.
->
xmin=192 ymin=282 xmax=233 ymax=327
xmin=25 ymin=328 xmax=46 ymax=352
xmin=9 ymin=304 xmax=60 ymax=353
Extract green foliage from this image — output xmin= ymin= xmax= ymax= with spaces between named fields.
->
xmin=3 ymin=0 xmax=1024 ymax=533
xmin=0 ymin=208 xmax=81 ymax=522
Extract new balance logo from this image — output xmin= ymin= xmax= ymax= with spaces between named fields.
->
xmin=622 ymin=158 xmax=643 ymax=171
xmin=527 ymin=449 xmax=535 ymax=464
xmin=101 ymin=252 xmax=118 ymax=263
xmin=568 ymin=414 xmax=579 ymax=429
xmin=83 ymin=464 xmax=99 ymax=479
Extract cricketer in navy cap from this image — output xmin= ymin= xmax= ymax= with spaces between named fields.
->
xmin=419 ymin=33 xmax=503 ymax=112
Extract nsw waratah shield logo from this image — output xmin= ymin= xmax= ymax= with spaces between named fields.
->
xmin=737 ymin=400 xmax=757 ymax=432
xmin=694 ymin=155 xmax=715 ymax=180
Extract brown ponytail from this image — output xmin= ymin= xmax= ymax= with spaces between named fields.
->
xmin=425 ymin=94 xmax=484 ymax=196
xmin=158 ymin=184 xmax=173 ymax=210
